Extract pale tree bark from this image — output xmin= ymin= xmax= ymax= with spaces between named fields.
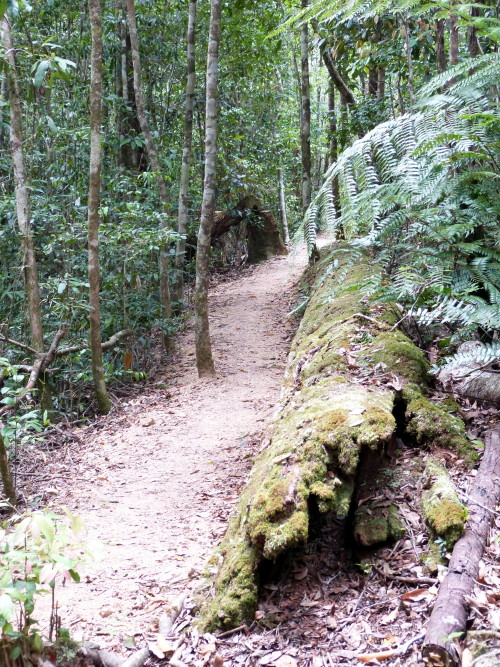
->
xmin=300 ymin=0 xmax=311 ymax=215
xmin=172 ymin=0 xmax=197 ymax=311
xmin=1 ymin=13 xmax=53 ymax=414
xmin=404 ymin=11 xmax=414 ymax=104
xmin=194 ymin=0 xmax=221 ymax=377
xmin=0 ymin=431 xmax=16 ymax=507
xmin=278 ymin=168 xmax=290 ymax=245
xmin=87 ymin=0 xmax=111 ymax=415
xmin=126 ymin=0 xmax=173 ymax=350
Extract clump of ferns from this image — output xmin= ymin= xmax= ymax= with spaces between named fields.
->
xmin=300 ymin=52 xmax=500 ymax=370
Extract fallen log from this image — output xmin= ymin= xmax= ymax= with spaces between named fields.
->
xmin=211 ymin=195 xmax=287 ymax=263
xmin=196 ymin=247 xmax=472 ymax=631
xmin=438 ymin=342 xmax=500 ymax=407
xmin=422 ymin=427 xmax=500 ymax=667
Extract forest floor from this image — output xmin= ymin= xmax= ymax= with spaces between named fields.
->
xmin=17 ymin=246 xmax=500 ymax=667
xmin=24 ymin=246 xmax=309 ymax=657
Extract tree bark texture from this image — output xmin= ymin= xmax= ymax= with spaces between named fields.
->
xmin=467 ymin=6 xmax=480 ymax=59
xmin=0 ymin=431 xmax=16 ymax=507
xmin=172 ymin=0 xmax=197 ymax=311
xmin=194 ymin=0 xmax=221 ymax=377
xmin=435 ymin=19 xmax=447 ymax=73
xmin=126 ymin=0 xmax=173 ymax=346
xmin=278 ymin=169 xmax=290 ymax=245
xmin=449 ymin=14 xmax=459 ymax=66
xmin=422 ymin=428 xmax=500 ymax=667
xmin=1 ymin=14 xmax=53 ymax=414
xmin=300 ymin=0 xmax=311 ymax=215
xmin=321 ymin=48 xmax=356 ymax=105
xmin=87 ymin=0 xmax=111 ymax=415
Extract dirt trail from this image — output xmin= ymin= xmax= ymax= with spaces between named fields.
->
xmin=37 ymin=248 xmax=308 ymax=648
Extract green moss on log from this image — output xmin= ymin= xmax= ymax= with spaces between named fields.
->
xmin=354 ymin=504 xmax=406 ymax=547
xmin=196 ymin=247 xmax=471 ymax=631
xmin=358 ymin=330 xmax=429 ymax=385
xmin=421 ymin=458 xmax=466 ymax=547
xmin=402 ymin=384 xmax=471 ymax=459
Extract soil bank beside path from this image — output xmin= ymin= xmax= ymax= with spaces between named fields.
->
xmin=36 ymin=247 xmax=308 ymax=649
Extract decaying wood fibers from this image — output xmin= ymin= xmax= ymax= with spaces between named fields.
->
xmin=196 ymin=247 xmax=472 ymax=631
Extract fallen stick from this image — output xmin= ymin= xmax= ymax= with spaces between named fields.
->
xmin=372 ymin=564 xmax=437 ymax=586
xmin=121 ymin=647 xmax=149 ymax=667
xmin=357 ymin=630 xmax=425 ymax=663
xmin=158 ymin=593 xmax=186 ymax=637
xmin=422 ymin=427 xmax=500 ymax=667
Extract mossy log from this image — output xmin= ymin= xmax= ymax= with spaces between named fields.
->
xmin=211 ymin=195 xmax=287 ymax=263
xmin=422 ymin=428 xmax=500 ymax=667
xmin=421 ymin=458 xmax=466 ymax=548
xmin=196 ymin=248 xmax=472 ymax=631
xmin=438 ymin=342 xmax=500 ymax=408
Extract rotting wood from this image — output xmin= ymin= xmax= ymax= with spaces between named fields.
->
xmin=211 ymin=194 xmax=287 ymax=263
xmin=422 ymin=427 xmax=500 ymax=667
xmin=438 ymin=342 xmax=500 ymax=407
xmin=196 ymin=247 xmax=472 ymax=631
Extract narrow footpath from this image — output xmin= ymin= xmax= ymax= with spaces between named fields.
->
xmin=36 ymin=247 xmax=308 ymax=649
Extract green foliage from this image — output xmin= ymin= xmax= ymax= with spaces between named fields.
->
xmin=302 ymin=41 xmax=500 ymax=364
xmin=0 ymin=509 xmax=92 ymax=661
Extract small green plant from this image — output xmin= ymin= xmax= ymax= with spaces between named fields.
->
xmin=0 ymin=508 xmax=93 ymax=664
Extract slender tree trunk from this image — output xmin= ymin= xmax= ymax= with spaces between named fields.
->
xmin=126 ymin=0 xmax=173 ymax=350
xmin=300 ymin=0 xmax=311 ymax=215
xmin=435 ymin=18 xmax=447 ymax=73
xmin=1 ymin=13 xmax=53 ymax=414
xmin=404 ymin=11 xmax=414 ymax=104
xmin=468 ymin=6 xmax=480 ymax=58
xmin=172 ymin=0 xmax=197 ymax=311
xmin=87 ymin=0 xmax=111 ymax=415
xmin=368 ymin=68 xmax=378 ymax=96
xmin=377 ymin=67 xmax=385 ymax=100
xmin=328 ymin=86 xmax=340 ymax=217
xmin=278 ymin=168 xmax=290 ymax=245
xmin=194 ymin=0 xmax=221 ymax=378
xmin=449 ymin=14 xmax=459 ymax=66
xmin=0 ymin=431 xmax=16 ymax=507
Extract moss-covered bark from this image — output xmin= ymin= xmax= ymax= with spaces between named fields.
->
xmin=196 ymin=247 xmax=472 ymax=631
xmin=421 ymin=457 xmax=466 ymax=547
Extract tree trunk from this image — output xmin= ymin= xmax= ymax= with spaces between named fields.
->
xmin=435 ymin=19 xmax=447 ymax=73
xmin=126 ymin=0 xmax=173 ymax=351
xmin=467 ymin=6 xmax=480 ymax=59
xmin=278 ymin=169 xmax=290 ymax=245
xmin=327 ymin=86 xmax=341 ymax=224
xmin=404 ymin=11 xmax=414 ymax=104
xmin=1 ymin=13 xmax=53 ymax=414
xmin=172 ymin=0 xmax=197 ymax=312
xmin=87 ymin=0 xmax=111 ymax=416
xmin=194 ymin=0 xmax=221 ymax=378
xmin=320 ymin=46 xmax=356 ymax=105
xmin=377 ymin=67 xmax=385 ymax=100
xmin=449 ymin=14 xmax=459 ymax=66
xmin=0 ymin=431 xmax=16 ymax=507
xmin=300 ymin=0 xmax=311 ymax=215
xmin=422 ymin=428 xmax=500 ymax=667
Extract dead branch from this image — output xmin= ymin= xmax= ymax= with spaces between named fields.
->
xmin=422 ymin=427 xmax=500 ymax=667
xmin=372 ymin=564 xmax=437 ymax=586
xmin=0 ymin=326 xmax=68 ymax=418
xmin=55 ymin=328 xmax=134 ymax=357
xmin=0 ymin=332 xmax=37 ymax=356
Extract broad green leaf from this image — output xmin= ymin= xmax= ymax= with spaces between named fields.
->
xmin=32 ymin=60 xmax=50 ymax=89
xmin=0 ymin=593 xmax=14 ymax=620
